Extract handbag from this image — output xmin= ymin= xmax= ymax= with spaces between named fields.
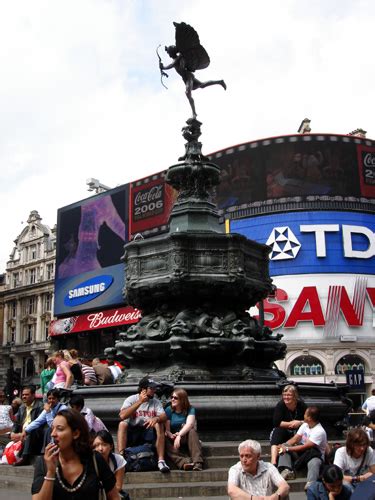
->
xmin=1 ymin=440 xmax=23 ymax=465
xmin=93 ymin=452 xmax=107 ymax=500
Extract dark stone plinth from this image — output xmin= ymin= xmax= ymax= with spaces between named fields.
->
xmin=125 ymin=231 xmax=272 ymax=311
xmin=73 ymin=380 xmax=350 ymax=440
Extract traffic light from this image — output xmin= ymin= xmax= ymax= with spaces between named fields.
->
xmin=5 ymin=368 xmax=22 ymax=400
xmin=13 ymin=369 xmax=22 ymax=396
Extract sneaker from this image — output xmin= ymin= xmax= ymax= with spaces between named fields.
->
xmin=183 ymin=463 xmax=194 ymax=471
xmin=193 ymin=463 xmax=203 ymax=471
xmin=280 ymin=469 xmax=296 ymax=480
xmin=158 ymin=459 xmax=170 ymax=473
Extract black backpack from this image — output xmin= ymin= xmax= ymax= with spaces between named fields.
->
xmin=124 ymin=443 xmax=157 ymax=472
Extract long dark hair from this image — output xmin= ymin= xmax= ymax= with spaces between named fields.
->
xmin=56 ymin=408 xmax=92 ymax=458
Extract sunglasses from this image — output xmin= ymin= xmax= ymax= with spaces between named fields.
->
xmin=171 ymin=395 xmax=179 ymax=400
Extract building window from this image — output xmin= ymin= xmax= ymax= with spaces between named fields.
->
xmin=28 ymin=268 xmax=36 ymax=284
xmin=335 ymin=355 xmax=365 ymax=374
xmin=11 ymin=301 xmax=17 ymax=318
xmin=30 ymin=245 xmax=37 ymax=261
xmin=25 ymin=324 xmax=33 ymax=344
xmin=45 ymin=323 xmax=50 ymax=340
xmin=12 ymin=273 xmax=19 ymax=287
xmin=44 ymin=293 xmax=52 ymax=311
xmin=47 ymin=263 xmax=54 ymax=280
xmin=29 ymin=297 xmax=36 ymax=314
xmin=290 ymin=355 xmax=324 ymax=376
xmin=10 ymin=327 xmax=15 ymax=343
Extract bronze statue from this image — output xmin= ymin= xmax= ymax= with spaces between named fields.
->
xmin=159 ymin=22 xmax=226 ymax=118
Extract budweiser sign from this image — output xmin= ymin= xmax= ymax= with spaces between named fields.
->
xmin=49 ymin=306 xmax=142 ymax=336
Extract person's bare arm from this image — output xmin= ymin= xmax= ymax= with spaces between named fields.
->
xmin=114 ymin=467 xmax=125 ymax=493
xmin=119 ymin=391 xmax=148 ymax=420
xmin=280 ymin=437 xmax=316 ymax=454
xmin=106 ymin=486 xmax=121 ymax=500
xmin=228 ymin=483 xmax=252 ymax=499
xmin=61 ymin=363 xmax=73 ymax=388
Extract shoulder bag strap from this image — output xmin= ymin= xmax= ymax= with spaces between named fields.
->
xmin=93 ymin=453 xmax=107 ymax=500
xmin=355 ymin=449 xmax=367 ymax=476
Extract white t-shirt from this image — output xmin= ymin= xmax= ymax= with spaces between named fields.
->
xmin=297 ymin=422 xmax=327 ymax=457
xmin=334 ymin=446 xmax=375 ymax=476
xmin=109 ymin=365 xmax=122 ymax=382
xmin=109 ymin=453 xmax=126 ymax=472
xmin=362 ymin=395 xmax=375 ymax=414
xmin=121 ymin=394 xmax=164 ymax=426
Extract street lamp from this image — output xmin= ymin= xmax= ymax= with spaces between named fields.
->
xmin=86 ymin=178 xmax=112 ymax=194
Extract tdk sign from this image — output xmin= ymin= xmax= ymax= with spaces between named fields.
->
xmin=64 ymin=275 xmax=113 ymax=307
xmin=231 ymin=211 xmax=375 ymax=277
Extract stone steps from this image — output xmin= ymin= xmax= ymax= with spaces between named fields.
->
xmin=0 ymin=439 xmax=344 ymax=498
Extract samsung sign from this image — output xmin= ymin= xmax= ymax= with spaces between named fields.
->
xmin=64 ymin=275 xmax=113 ymax=307
xmin=231 ymin=211 xmax=375 ymax=276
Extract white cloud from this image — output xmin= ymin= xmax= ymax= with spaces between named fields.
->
xmin=0 ymin=0 xmax=374 ymax=269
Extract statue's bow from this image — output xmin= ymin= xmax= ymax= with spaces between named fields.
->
xmin=156 ymin=44 xmax=168 ymax=89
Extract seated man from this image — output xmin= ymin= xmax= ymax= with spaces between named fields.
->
xmin=69 ymin=394 xmax=107 ymax=434
xmin=10 ymin=385 xmax=44 ymax=466
xmin=118 ymin=376 xmax=170 ymax=473
xmin=277 ymin=406 xmax=328 ymax=491
xmin=23 ymin=388 xmax=68 ymax=449
xmin=228 ymin=439 xmax=289 ymax=499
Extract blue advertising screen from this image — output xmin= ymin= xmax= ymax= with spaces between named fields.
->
xmin=54 ymin=185 xmax=128 ymax=316
xmin=231 ymin=211 xmax=375 ymax=276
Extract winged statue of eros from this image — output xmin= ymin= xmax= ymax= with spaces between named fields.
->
xmin=158 ymin=22 xmax=226 ymax=118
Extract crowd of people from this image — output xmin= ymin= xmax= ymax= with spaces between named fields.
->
xmin=1 ymin=372 xmax=375 ymax=499
xmin=39 ymin=350 xmax=123 ymax=397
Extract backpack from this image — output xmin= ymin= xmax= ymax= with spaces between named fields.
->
xmin=124 ymin=443 xmax=157 ymax=472
xmin=325 ymin=443 xmax=343 ymax=465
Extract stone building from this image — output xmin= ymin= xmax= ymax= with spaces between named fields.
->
xmin=0 ymin=211 xmax=56 ymax=388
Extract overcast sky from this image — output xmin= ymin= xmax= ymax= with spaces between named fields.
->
xmin=1 ymin=0 xmax=374 ymax=271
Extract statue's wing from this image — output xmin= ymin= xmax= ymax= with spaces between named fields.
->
xmin=174 ymin=21 xmax=210 ymax=72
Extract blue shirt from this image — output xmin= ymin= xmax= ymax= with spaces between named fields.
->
xmin=307 ymin=480 xmax=352 ymax=500
xmin=25 ymin=402 xmax=68 ymax=434
xmin=165 ymin=405 xmax=195 ymax=433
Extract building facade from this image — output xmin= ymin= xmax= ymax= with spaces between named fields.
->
xmin=0 ymin=211 xmax=56 ymax=388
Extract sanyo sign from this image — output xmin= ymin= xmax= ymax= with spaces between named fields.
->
xmin=231 ymin=211 xmax=375 ymax=276
xmin=251 ymin=274 xmax=375 ymax=339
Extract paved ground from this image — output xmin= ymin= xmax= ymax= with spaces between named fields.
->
xmin=0 ymin=492 xmax=29 ymax=500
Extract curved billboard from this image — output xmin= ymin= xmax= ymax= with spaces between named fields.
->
xmin=209 ymin=133 xmax=375 ymax=216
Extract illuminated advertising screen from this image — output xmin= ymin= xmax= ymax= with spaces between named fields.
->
xmin=55 ymin=185 xmax=129 ymax=316
xmin=231 ymin=211 xmax=375 ymax=277
xmin=210 ymin=134 xmax=375 ymax=214
xmin=129 ymin=172 xmax=177 ymax=238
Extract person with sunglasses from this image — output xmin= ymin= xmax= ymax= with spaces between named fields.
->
xmin=165 ymin=388 xmax=203 ymax=471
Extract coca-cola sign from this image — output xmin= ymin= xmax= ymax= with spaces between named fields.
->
xmin=358 ymin=145 xmax=375 ymax=197
xmin=49 ymin=306 xmax=141 ymax=336
xmin=133 ymin=183 xmax=164 ymax=222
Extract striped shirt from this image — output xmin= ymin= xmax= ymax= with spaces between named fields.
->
xmin=81 ymin=364 xmax=97 ymax=385
xmin=228 ymin=460 xmax=284 ymax=496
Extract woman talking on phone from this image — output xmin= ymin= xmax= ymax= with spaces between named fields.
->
xmin=32 ymin=408 xmax=120 ymax=499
